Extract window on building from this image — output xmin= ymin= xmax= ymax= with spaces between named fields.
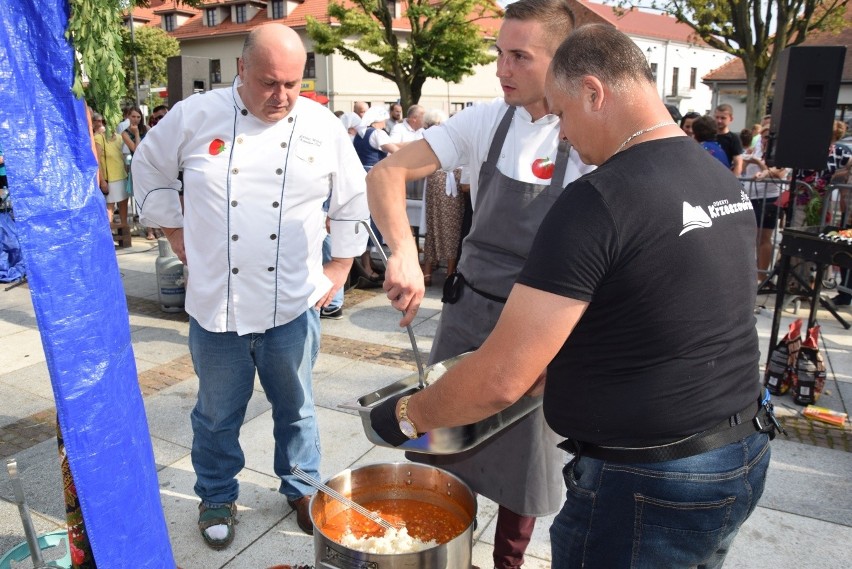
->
xmin=271 ymin=0 xmax=284 ymax=19
xmin=304 ymin=53 xmax=316 ymax=79
xmin=650 ymin=63 xmax=658 ymax=82
xmin=235 ymin=4 xmax=247 ymax=23
xmin=386 ymin=0 xmax=396 ymax=17
xmin=206 ymin=9 xmax=217 ymax=27
xmin=210 ymin=59 xmax=222 ymax=84
xmin=671 ymin=67 xmax=679 ymax=97
xmin=162 ymin=14 xmax=175 ymax=32
xmin=451 ymin=102 xmax=466 ymax=115
xmin=690 ymin=67 xmax=697 ymax=90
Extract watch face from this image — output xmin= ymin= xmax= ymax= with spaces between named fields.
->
xmin=399 ymin=420 xmax=418 ymax=439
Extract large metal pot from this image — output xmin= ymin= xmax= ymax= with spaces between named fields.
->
xmin=311 ymin=462 xmax=476 ymax=569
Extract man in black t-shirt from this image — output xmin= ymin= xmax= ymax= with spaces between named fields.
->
xmin=370 ymin=24 xmax=775 ymax=568
xmin=715 ymin=103 xmax=744 ymax=176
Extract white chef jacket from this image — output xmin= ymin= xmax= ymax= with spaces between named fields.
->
xmin=132 ymin=83 xmax=370 ymax=335
xmin=422 ymin=98 xmax=594 ymax=207
xmin=389 ymin=120 xmax=423 ymax=144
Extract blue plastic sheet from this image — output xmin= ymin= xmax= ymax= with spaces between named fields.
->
xmin=0 ymin=211 xmax=26 ymax=283
xmin=0 ymin=1 xmax=175 ymax=566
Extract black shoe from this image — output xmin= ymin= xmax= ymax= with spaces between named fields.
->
xmin=288 ymin=496 xmax=314 ymax=535
xmin=320 ymin=306 xmax=343 ymax=320
xmin=355 ymin=276 xmax=383 ymax=290
xmin=831 ymin=294 xmax=851 ymax=306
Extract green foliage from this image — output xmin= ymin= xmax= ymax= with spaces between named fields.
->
xmin=67 ymin=0 xmax=126 ymax=128
xmin=625 ymin=0 xmax=850 ymax=125
xmin=306 ymin=0 xmax=500 ymax=107
xmin=805 ymin=194 xmax=825 ymax=225
xmin=120 ymin=25 xmax=180 ymax=104
xmin=67 ymin=1 xmax=205 ymax=127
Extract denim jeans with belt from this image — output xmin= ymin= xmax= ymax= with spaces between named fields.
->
xmin=551 ymin=431 xmax=771 ymax=569
xmin=188 ymin=311 xmax=321 ymax=507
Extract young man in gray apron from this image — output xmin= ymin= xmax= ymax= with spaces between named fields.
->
xmin=366 ymin=2 xmax=593 ymax=566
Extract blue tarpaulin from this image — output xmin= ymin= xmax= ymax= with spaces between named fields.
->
xmin=0 ymin=1 xmax=175 ymax=566
xmin=0 ymin=211 xmax=26 ymax=283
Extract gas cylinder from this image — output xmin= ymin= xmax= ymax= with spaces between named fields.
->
xmin=155 ymin=237 xmax=186 ymax=313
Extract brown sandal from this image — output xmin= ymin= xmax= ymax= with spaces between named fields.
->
xmin=198 ymin=502 xmax=237 ymax=550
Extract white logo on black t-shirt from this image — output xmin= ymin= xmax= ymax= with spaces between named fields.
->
xmin=680 ymin=192 xmax=753 ymax=236
xmin=680 ymin=201 xmax=713 ymax=236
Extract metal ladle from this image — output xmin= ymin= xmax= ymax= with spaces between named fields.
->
xmin=291 ymin=466 xmax=402 ymax=531
xmin=356 ymin=220 xmax=426 ymax=389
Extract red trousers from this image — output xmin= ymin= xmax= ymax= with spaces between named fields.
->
xmin=493 ymin=505 xmax=536 ymax=569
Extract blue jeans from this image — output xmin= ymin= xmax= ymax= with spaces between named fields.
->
xmin=322 ymin=234 xmax=343 ymax=310
xmin=551 ymin=432 xmax=770 ymax=569
xmin=188 ymin=312 xmax=321 ymax=507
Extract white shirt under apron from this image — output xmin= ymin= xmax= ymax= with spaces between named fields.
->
xmin=423 ymin=98 xmax=594 ymax=207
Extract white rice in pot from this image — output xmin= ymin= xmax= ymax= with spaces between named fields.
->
xmin=339 ymin=527 xmax=437 ymax=554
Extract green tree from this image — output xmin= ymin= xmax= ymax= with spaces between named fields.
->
xmin=636 ymin=0 xmax=849 ymax=125
xmin=121 ymin=24 xmax=180 ymax=106
xmin=306 ymin=0 xmax=501 ymax=109
xmin=68 ymin=0 xmax=204 ymax=126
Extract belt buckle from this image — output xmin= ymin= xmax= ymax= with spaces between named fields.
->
xmin=755 ymin=388 xmax=787 ymax=440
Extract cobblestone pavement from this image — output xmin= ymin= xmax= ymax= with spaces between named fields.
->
xmin=776 ymin=412 xmax=851 ymax=451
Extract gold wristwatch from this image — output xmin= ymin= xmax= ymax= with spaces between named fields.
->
xmin=397 ymin=395 xmax=420 ymax=440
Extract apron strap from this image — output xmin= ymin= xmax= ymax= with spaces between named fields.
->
xmin=549 ymin=139 xmax=572 ymax=190
xmin=485 ymin=105 xmax=517 ymax=168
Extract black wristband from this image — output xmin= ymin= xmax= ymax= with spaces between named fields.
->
xmin=369 ymin=394 xmax=410 ymax=447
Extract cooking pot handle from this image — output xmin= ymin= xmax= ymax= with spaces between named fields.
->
xmin=337 ymin=402 xmax=373 ymax=413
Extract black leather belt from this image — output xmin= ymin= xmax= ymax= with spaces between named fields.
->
xmin=442 ymin=271 xmax=507 ymax=304
xmin=559 ymin=394 xmax=780 ymax=464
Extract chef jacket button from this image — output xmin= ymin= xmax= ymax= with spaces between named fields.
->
xmin=231 ymin=200 xmax=238 ymax=207
xmin=232 ymin=268 xmax=239 ymax=274
xmin=241 ymin=109 xmax=248 ymax=116
xmin=272 ymin=201 xmax=280 ymax=208
xmin=288 ymin=117 xmax=294 ymax=123
xmin=232 ymin=168 xmax=239 ymax=174
xmin=267 ymin=267 xmax=275 ymax=272
xmin=275 ymin=168 xmax=283 ymax=175
xmin=281 ymin=142 xmax=288 ymax=148
xmin=270 ymin=234 xmax=277 ymax=240
xmin=231 ymin=234 xmax=239 ymax=241
xmin=237 ymin=137 xmax=244 ymax=144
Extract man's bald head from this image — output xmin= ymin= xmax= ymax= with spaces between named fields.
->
xmin=242 ymin=24 xmax=306 ymax=70
xmin=238 ymin=24 xmax=307 ymax=123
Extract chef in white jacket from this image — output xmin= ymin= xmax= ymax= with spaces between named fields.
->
xmin=131 ymin=24 xmax=368 ymax=548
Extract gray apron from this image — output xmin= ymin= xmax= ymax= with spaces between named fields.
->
xmin=409 ymin=107 xmax=567 ymax=516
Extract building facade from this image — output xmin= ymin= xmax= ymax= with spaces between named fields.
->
xmin=703 ymin=12 xmax=852 ymax=132
xmin=129 ymin=0 xmax=730 ymax=117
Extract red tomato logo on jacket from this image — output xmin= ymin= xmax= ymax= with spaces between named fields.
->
xmin=531 ymin=157 xmax=554 ymax=179
xmin=208 ymin=139 xmax=226 ymax=156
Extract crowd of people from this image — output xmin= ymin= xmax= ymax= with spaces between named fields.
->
xmin=333 ymin=99 xmax=470 ymax=306
xmin=87 ymin=103 xmax=172 ymax=241
xmin=677 ymin=104 xmax=851 ymax=306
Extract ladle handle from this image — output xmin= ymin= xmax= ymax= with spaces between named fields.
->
xmin=356 ymin=220 xmax=426 ymax=388
xmin=291 ymin=466 xmax=400 ymax=531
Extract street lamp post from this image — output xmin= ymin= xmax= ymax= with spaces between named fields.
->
xmin=124 ymin=1 xmax=140 ymax=108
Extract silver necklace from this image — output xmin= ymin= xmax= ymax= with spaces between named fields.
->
xmin=615 ymin=121 xmax=674 ymax=154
